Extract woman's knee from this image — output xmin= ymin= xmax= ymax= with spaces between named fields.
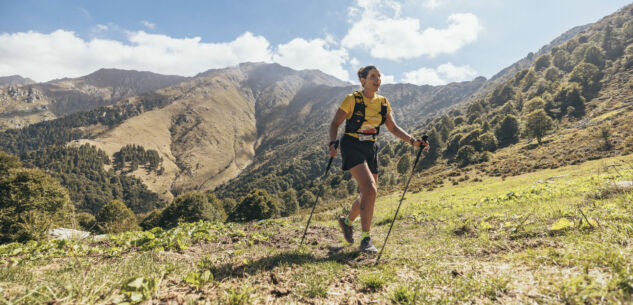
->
xmin=360 ymin=182 xmax=377 ymax=198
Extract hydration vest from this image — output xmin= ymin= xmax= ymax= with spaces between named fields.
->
xmin=344 ymin=91 xmax=388 ymax=137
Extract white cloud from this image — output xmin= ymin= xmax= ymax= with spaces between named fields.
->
xmin=349 ymin=57 xmax=360 ymax=67
xmin=402 ymin=62 xmax=476 ymax=85
xmin=95 ymin=24 xmax=109 ymax=31
xmin=141 ymin=21 xmax=156 ymax=30
xmin=273 ymin=38 xmax=349 ymax=81
xmin=0 ymin=30 xmax=355 ymax=82
xmin=342 ymin=0 xmax=482 ymax=60
xmin=0 ymin=30 xmax=274 ymax=82
xmin=422 ymin=0 xmax=443 ymax=9
xmin=381 ymin=74 xmax=395 ymax=84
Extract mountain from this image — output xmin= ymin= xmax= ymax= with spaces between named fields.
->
xmin=0 ymin=69 xmax=187 ymax=130
xmin=0 ymin=75 xmax=36 ymax=88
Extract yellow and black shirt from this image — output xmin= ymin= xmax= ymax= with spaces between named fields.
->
xmin=338 ymin=91 xmax=392 ymax=141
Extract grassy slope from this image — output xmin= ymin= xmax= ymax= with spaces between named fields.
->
xmin=2 ymin=154 xmax=633 ymax=304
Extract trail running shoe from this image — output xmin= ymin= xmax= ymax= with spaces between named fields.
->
xmin=359 ymin=237 xmax=378 ymax=254
xmin=338 ymin=216 xmax=354 ymax=243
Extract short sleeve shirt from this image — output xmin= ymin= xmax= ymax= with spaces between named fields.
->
xmin=339 ymin=92 xmax=392 ymax=139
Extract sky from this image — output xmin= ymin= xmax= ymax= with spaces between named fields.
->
xmin=0 ymin=0 xmax=631 ymax=85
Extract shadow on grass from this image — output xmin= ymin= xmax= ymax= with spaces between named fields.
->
xmin=212 ymin=247 xmax=361 ymax=280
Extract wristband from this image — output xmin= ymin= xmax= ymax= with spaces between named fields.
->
xmin=408 ymin=137 xmax=415 ymax=145
xmin=329 ymin=140 xmax=339 ymax=149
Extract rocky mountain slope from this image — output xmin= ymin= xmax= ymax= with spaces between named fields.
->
xmin=0 ymin=75 xmax=36 ymax=88
xmin=0 ymin=69 xmax=187 ymax=130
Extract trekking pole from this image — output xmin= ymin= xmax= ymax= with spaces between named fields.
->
xmin=376 ymin=135 xmax=428 ymax=264
xmin=299 ymin=149 xmax=336 ymax=248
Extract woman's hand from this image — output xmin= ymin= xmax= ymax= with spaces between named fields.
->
xmin=413 ymin=138 xmax=430 ymax=152
xmin=328 ymin=140 xmax=339 ymax=157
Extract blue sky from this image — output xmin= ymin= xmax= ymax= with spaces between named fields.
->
xmin=1 ymin=0 xmax=631 ymax=84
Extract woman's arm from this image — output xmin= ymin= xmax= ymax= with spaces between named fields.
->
xmin=385 ymin=112 xmax=429 ymax=149
xmin=329 ymin=108 xmax=348 ymax=157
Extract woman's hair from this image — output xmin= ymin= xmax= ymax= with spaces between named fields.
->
xmin=357 ymin=65 xmax=377 ymax=81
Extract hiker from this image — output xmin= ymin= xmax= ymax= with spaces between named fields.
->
xmin=328 ymin=65 xmax=429 ymax=253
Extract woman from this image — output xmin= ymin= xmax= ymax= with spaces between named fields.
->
xmin=328 ymin=65 xmax=429 ymax=253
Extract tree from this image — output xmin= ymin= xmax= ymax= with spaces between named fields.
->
xmin=553 ymin=49 xmax=573 ymax=72
xmin=523 ymin=97 xmax=546 ymax=114
xmin=159 ymin=192 xmax=226 ymax=228
xmin=623 ymin=20 xmax=633 ymax=40
xmin=280 ymin=189 xmax=299 ymax=217
xmin=479 ymin=132 xmax=498 ymax=152
xmin=96 ymin=199 xmax=140 ymax=233
xmin=230 ymin=189 xmax=280 ymax=222
xmin=554 ymin=82 xmax=586 ymax=118
xmin=298 ymin=190 xmax=315 ymax=207
xmin=534 ymin=54 xmax=552 ymax=72
xmin=489 ymin=84 xmax=515 ymax=106
xmin=397 ymin=154 xmax=411 ymax=175
xmin=494 ymin=115 xmax=520 ymax=147
xmin=544 ymin=67 xmax=560 ymax=82
xmin=569 ymin=62 xmax=601 ymax=98
xmin=456 ymin=145 xmax=476 ymax=167
xmin=418 ymin=129 xmax=442 ymax=168
xmin=443 ymin=133 xmax=463 ymax=158
xmin=0 ymin=168 xmax=74 ymax=243
xmin=583 ymin=45 xmax=605 ymax=68
xmin=525 ymin=109 xmax=554 ymax=145
xmin=0 ymin=151 xmax=21 ymax=175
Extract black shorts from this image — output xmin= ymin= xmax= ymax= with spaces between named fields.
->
xmin=340 ymin=134 xmax=379 ymax=174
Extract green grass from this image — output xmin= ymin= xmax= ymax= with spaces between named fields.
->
xmin=1 ymin=154 xmax=633 ymax=304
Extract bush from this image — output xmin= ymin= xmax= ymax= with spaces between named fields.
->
xmin=75 ymin=212 xmax=97 ymax=232
xmin=525 ymin=109 xmax=554 ymax=144
xmin=569 ymin=62 xmax=601 ymax=99
xmin=554 ymin=82 xmax=586 ymax=118
xmin=298 ymin=190 xmax=316 ymax=207
xmin=0 ymin=168 xmax=73 ymax=243
xmin=159 ymin=192 xmax=226 ymax=228
xmin=534 ymin=54 xmax=552 ymax=71
xmin=230 ymin=189 xmax=280 ymax=222
xmin=479 ymin=132 xmax=498 ymax=152
xmin=544 ymin=67 xmax=560 ymax=82
xmin=139 ymin=209 xmax=162 ymax=230
xmin=96 ymin=200 xmax=140 ymax=233
xmin=397 ymin=154 xmax=411 ymax=175
xmin=494 ymin=115 xmax=520 ymax=147
xmin=0 ymin=151 xmax=22 ymax=175
xmin=523 ymin=97 xmax=546 ymax=114
xmin=456 ymin=145 xmax=476 ymax=167
xmin=280 ymin=189 xmax=299 ymax=217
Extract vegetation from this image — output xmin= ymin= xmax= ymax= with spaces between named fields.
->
xmin=113 ymin=144 xmax=163 ymax=173
xmin=229 ymin=189 xmax=280 ymax=222
xmin=21 ymin=144 xmax=161 ymax=214
xmin=1 ymin=155 xmax=632 ymax=303
xmin=159 ymin=192 xmax=227 ymax=229
xmin=0 ymin=166 xmax=73 ymax=243
xmin=524 ymin=109 xmax=555 ymax=144
xmin=96 ymin=200 xmax=141 ymax=234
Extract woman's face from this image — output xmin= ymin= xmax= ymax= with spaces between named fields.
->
xmin=362 ymin=68 xmax=381 ymax=92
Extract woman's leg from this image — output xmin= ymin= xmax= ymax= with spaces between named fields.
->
xmin=349 ymin=162 xmax=377 ymax=233
xmin=347 ymin=172 xmax=378 ymax=222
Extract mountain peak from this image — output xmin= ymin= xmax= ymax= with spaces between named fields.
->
xmin=0 ymin=75 xmax=36 ymax=88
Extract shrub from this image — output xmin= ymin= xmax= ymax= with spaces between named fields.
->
xmin=0 ymin=168 xmax=73 ymax=243
xmin=523 ymin=97 xmax=546 ymax=114
xmin=525 ymin=109 xmax=554 ymax=144
xmin=569 ymin=62 xmax=601 ymax=99
xmin=479 ymin=132 xmax=498 ymax=152
xmin=96 ymin=199 xmax=140 ymax=233
xmin=494 ymin=115 xmax=520 ymax=147
xmin=75 ymin=212 xmax=97 ymax=232
xmin=230 ymin=189 xmax=280 ymax=222
xmin=298 ymin=190 xmax=316 ymax=207
xmin=534 ymin=54 xmax=551 ymax=71
xmin=544 ymin=67 xmax=560 ymax=82
xmin=554 ymin=82 xmax=586 ymax=118
xmin=397 ymin=154 xmax=411 ymax=175
xmin=456 ymin=145 xmax=477 ymax=167
xmin=159 ymin=192 xmax=226 ymax=228
xmin=280 ymin=189 xmax=299 ymax=217
xmin=139 ymin=209 xmax=162 ymax=230
xmin=0 ymin=151 xmax=22 ymax=175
